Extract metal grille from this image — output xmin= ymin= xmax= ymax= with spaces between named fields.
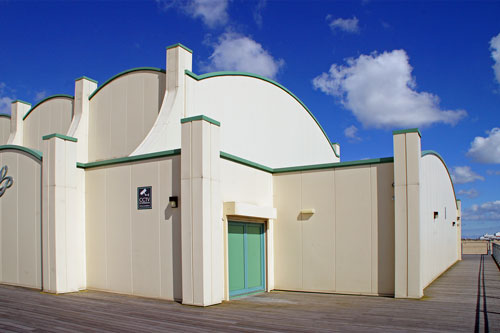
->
xmin=493 ymin=243 xmax=500 ymax=266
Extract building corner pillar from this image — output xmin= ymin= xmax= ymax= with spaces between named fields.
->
xmin=8 ymin=100 xmax=31 ymax=145
xmin=42 ymin=133 xmax=84 ymax=293
xmin=393 ymin=128 xmax=422 ymax=299
xmin=180 ymin=115 xmax=223 ymax=306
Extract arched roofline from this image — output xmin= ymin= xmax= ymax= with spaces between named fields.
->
xmin=421 ymin=150 xmax=458 ymax=209
xmin=23 ymin=95 xmax=74 ymax=121
xmin=88 ymin=67 xmax=166 ymax=100
xmin=0 ymin=144 xmax=42 ymax=161
xmin=185 ymin=70 xmax=339 ymax=158
xmin=0 ymin=114 xmax=10 ymax=118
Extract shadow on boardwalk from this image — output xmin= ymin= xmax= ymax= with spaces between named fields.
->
xmin=0 ymin=255 xmax=498 ymax=332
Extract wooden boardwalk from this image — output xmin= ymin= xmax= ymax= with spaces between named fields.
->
xmin=0 ymin=254 xmax=498 ymax=332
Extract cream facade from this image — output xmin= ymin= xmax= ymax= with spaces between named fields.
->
xmin=0 ymin=43 xmax=461 ymax=306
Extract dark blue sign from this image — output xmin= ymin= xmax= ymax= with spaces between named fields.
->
xmin=137 ymin=186 xmax=152 ymax=210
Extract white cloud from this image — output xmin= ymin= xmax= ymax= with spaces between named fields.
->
xmin=490 ymin=32 xmax=500 ymax=85
xmin=344 ymin=125 xmax=361 ymax=141
xmin=467 ymin=128 xmax=500 ymax=164
xmin=463 ymin=200 xmax=500 ymax=221
xmin=156 ymin=0 xmax=229 ymax=28
xmin=327 ymin=16 xmax=359 ymax=33
xmin=451 ymin=166 xmax=484 ymax=184
xmin=313 ymin=50 xmax=467 ymax=129
xmin=35 ymin=91 xmax=47 ymax=101
xmin=202 ymin=32 xmax=284 ymax=79
xmin=457 ymin=188 xmax=479 ymax=199
xmin=0 ymin=83 xmax=13 ymax=115
xmin=487 ymin=169 xmax=500 ymax=175
xmin=253 ymin=0 xmax=266 ymax=28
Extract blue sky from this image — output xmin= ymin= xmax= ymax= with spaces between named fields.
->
xmin=0 ymin=0 xmax=499 ymax=237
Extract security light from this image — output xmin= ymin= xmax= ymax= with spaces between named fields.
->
xmin=433 ymin=211 xmax=439 ymax=219
xmin=169 ymin=196 xmax=178 ymax=208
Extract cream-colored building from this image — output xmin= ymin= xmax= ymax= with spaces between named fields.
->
xmin=0 ymin=44 xmax=461 ymax=306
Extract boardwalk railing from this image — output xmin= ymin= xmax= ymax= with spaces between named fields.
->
xmin=493 ymin=243 xmax=500 ymax=266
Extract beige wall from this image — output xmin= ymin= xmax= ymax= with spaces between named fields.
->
xmin=0 ymin=116 xmax=10 ymax=145
xmin=187 ymin=75 xmax=338 ymax=168
xmin=0 ymin=150 xmax=42 ymax=289
xmin=88 ymin=71 xmax=166 ymax=162
xmin=420 ymin=154 xmax=459 ymax=288
xmin=273 ymin=162 xmax=395 ymax=296
xmin=220 ymin=159 xmax=273 ymax=207
xmin=85 ymin=156 xmax=181 ymax=300
xmin=23 ymin=98 xmax=74 ymax=151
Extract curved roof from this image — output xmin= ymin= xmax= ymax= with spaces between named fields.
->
xmin=0 ymin=114 xmax=10 ymax=118
xmin=23 ymin=94 xmax=74 ymax=121
xmin=185 ymin=70 xmax=339 ymax=158
xmin=0 ymin=144 xmax=42 ymax=161
xmin=421 ymin=150 xmax=458 ymax=209
xmin=88 ymin=67 xmax=166 ymax=100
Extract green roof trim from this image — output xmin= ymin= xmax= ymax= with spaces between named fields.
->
xmin=220 ymin=151 xmax=274 ymax=173
xmin=181 ymin=115 xmax=221 ymax=127
xmin=23 ymin=94 xmax=74 ymax=121
xmin=166 ymin=43 xmax=193 ymax=54
xmin=12 ymin=99 xmax=31 ymax=106
xmin=274 ymin=156 xmax=394 ymax=173
xmin=331 ymin=143 xmax=340 ymax=158
xmin=0 ymin=144 xmax=42 ymax=161
xmin=0 ymin=114 xmax=11 ymax=118
xmin=42 ymin=133 xmax=78 ymax=142
xmin=185 ymin=70 xmax=339 ymax=159
xmin=75 ymin=76 xmax=98 ymax=84
xmin=392 ymin=128 xmax=422 ymax=137
xmin=88 ymin=67 xmax=166 ymax=100
xmin=77 ymin=148 xmax=181 ymax=169
xmin=421 ymin=150 xmax=458 ymax=209
xmin=220 ymin=151 xmax=393 ymax=174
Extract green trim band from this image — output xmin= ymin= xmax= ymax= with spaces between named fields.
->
xmin=331 ymin=143 xmax=340 ymax=158
xmin=221 ymin=151 xmax=393 ymax=174
xmin=166 ymin=43 xmax=193 ymax=54
xmin=23 ymin=94 xmax=74 ymax=121
xmin=421 ymin=150 xmax=458 ymax=209
xmin=220 ymin=151 xmax=274 ymax=173
xmin=77 ymin=149 xmax=181 ymax=169
xmin=392 ymin=128 xmax=422 ymax=137
xmin=42 ymin=133 xmax=78 ymax=142
xmin=274 ymin=157 xmax=394 ymax=173
xmin=181 ymin=115 xmax=221 ymax=127
xmin=185 ymin=70 xmax=339 ymax=158
xmin=0 ymin=144 xmax=42 ymax=160
xmin=75 ymin=76 xmax=98 ymax=84
xmin=12 ymin=99 xmax=31 ymax=106
xmin=0 ymin=114 xmax=11 ymax=118
xmin=88 ymin=67 xmax=166 ymax=100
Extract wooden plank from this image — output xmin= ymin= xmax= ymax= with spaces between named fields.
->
xmin=0 ymin=255 xmax=498 ymax=332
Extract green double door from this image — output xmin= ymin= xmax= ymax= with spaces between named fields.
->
xmin=228 ymin=221 xmax=266 ymax=297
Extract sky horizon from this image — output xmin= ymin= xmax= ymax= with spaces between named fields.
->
xmin=1 ymin=0 xmax=499 ymax=238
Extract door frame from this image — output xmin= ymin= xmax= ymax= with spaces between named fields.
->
xmin=224 ymin=215 xmax=268 ymax=300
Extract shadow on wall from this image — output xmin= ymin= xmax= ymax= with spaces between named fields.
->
xmin=376 ymin=163 xmax=395 ymax=296
xmin=165 ymin=157 xmax=182 ymax=301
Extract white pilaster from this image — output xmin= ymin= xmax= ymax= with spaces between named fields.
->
xmin=42 ymin=134 xmax=84 ymax=293
xmin=393 ymin=128 xmax=422 ymax=299
xmin=7 ymin=100 xmax=31 ymax=145
xmin=180 ymin=115 xmax=223 ymax=306
xmin=67 ymin=77 xmax=98 ymax=163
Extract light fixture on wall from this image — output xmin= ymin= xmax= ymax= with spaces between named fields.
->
xmin=169 ymin=196 xmax=178 ymax=208
xmin=300 ymin=208 xmax=315 ymax=215
xmin=452 ymin=221 xmax=456 ymax=226
xmin=433 ymin=211 xmax=439 ymax=219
